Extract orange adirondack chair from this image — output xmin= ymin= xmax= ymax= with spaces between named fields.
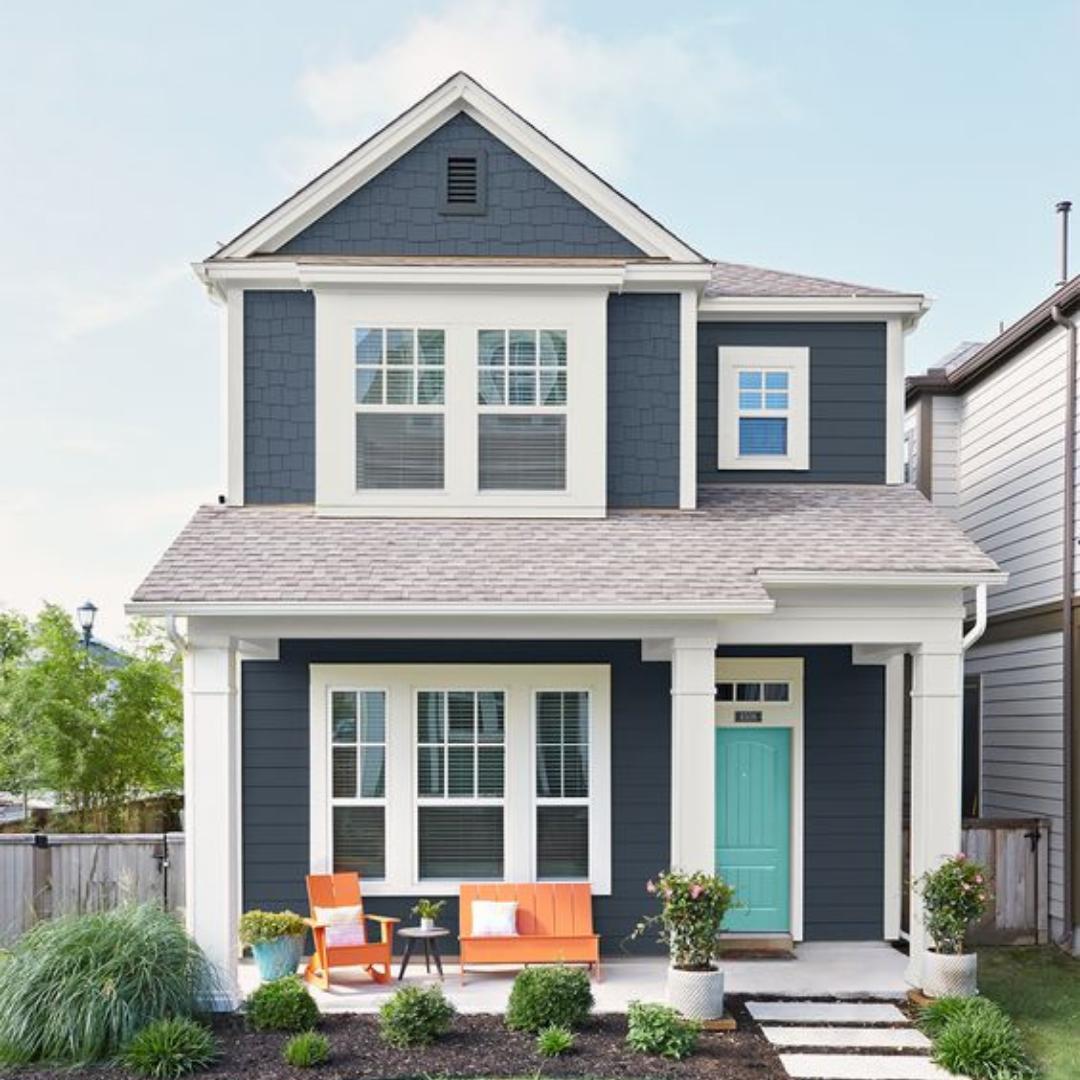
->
xmin=303 ymin=872 xmax=399 ymax=989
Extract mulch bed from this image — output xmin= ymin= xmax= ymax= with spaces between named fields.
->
xmin=11 ymin=997 xmax=785 ymax=1080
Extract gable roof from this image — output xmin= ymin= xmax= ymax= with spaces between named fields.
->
xmin=211 ymin=72 xmax=704 ymax=264
xmin=907 ymin=273 xmax=1080 ymax=404
xmin=129 ymin=486 xmax=1000 ymax=616
xmin=705 ymin=260 xmax=916 ymax=299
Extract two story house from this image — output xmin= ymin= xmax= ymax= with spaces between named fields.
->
xmin=130 ymin=73 xmax=1001 ymax=1005
xmin=906 ymin=272 xmax=1080 ymax=951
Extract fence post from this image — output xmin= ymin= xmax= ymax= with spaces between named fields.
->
xmin=31 ymin=834 xmax=52 ymax=921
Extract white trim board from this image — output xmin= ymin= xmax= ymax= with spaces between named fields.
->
xmin=714 ymin=657 xmax=805 ymax=941
xmin=210 ymin=73 xmax=703 ymax=264
xmin=309 ymin=663 xmax=612 ymax=897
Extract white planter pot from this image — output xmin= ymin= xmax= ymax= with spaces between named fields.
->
xmin=420 ymin=917 xmax=435 ymax=931
xmin=923 ymin=951 xmax=978 ymax=998
xmin=666 ymin=965 xmax=725 ymax=1020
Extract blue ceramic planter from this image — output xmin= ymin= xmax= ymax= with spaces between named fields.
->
xmin=252 ymin=935 xmax=304 ymax=982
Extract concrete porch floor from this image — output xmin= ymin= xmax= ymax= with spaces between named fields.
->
xmin=238 ymin=942 xmax=909 ymax=1013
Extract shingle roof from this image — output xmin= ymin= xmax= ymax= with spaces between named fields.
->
xmin=130 ymin=486 xmax=998 ymax=611
xmin=705 ymin=261 xmax=913 ymax=299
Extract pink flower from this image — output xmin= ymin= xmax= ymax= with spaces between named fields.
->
xmin=690 ymin=884 xmax=703 ymax=900
xmin=975 ymin=875 xmax=984 ymax=884
xmin=662 ymin=887 xmax=672 ymax=901
xmin=646 ymin=880 xmax=656 ymax=895
xmin=955 ymin=852 xmax=966 ymax=861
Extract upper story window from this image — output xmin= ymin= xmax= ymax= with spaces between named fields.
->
xmin=354 ymin=327 xmax=445 ymax=490
xmin=717 ymin=346 xmax=809 ymax=471
xmin=477 ymin=329 xmax=567 ymax=491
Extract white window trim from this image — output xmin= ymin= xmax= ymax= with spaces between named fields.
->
xmin=310 ymin=663 xmax=611 ymax=896
xmin=315 ymin=289 xmax=608 ymax=517
xmin=717 ymin=346 xmax=809 ymax=471
xmin=714 ymin=657 xmax=805 ymax=942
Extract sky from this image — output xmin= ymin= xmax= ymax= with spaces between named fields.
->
xmin=1 ymin=0 xmax=1078 ymax=640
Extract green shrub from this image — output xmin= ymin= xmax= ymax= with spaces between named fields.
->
xmin=505 ymin=965 xmax=594 ymax=1032
xmin=932 ymin=1003 xmax=1035 ymax=1079
xmin=245 ymin=976 xmax=319 ymax=1032
xmin=283 ymin=1030 xmax=330 ymax=1068
xmin=378 ymin=985 xmax=455 ymax=1048
xmin=626 ymin=1001 xmax=701 ymax=1060
xmin=120 ymin=1018 xmax=217 ymax=1079
xmin=238 ymin=910 xmax=306 ymax=946
xmin=0 ymin=904 xmax=217 ymax=1065
xmin=917 ymin=854 xmax=991 ymax=955
xmin=536 ymin=1024 xmax=575 ymax=1057
xmin=919 ymin=994 xmax=1002 ymax=1039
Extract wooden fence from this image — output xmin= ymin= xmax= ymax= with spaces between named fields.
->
xmin=0 ymin=833 xmax=185 ymax=944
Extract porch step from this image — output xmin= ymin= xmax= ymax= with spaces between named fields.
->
xmin=720 ymin=932 xmax=795 ymax=958
xmin=779 ymin=1055 xmax=956 ymax=1079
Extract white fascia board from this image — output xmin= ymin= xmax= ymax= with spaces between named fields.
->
xmin=621 ymin=263 xmax=714 ymax=291
xmin=698 ymin=295 xmax=930 ymax=321
xmin=758 ymin=569 xmax=1008 ymax=588
xmin=213 ymin=73 xmax=703 ymax=263
xmin=126 ymin=598 xmax=776 ymax=618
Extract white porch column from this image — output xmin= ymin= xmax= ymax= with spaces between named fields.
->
xmin=183 ymin=636 xmax=241 ymax=1009
xmin=906 ymin=643 xmax=964 ymax=988
xmin=670 ymin=637 xmax=718 ymax=872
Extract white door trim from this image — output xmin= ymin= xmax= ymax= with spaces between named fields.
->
xmin=714 ymin=657 xmax=804 ymax=941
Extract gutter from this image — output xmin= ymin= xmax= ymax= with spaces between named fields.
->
xmin=1051 ymin=303 xmax=1078 ymax=950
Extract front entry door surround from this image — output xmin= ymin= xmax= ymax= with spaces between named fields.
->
xmin=714 ymin=657 xmax=804 ymax=939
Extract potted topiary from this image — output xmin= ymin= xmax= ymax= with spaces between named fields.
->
xmin=917 ymin=852 xmax=991 ymax=998
xmin=411 ymin=898 xmax=446 ymax=932
xmin=632 ymin=870 xmax=736 ymax=1021
xmin=239 ymin=910 xmax=307 ymax=983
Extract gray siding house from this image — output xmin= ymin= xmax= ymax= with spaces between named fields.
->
xmin=906 ymin=274 xmax=1080 ymax=949
xmin=129 ymin=73 xmax=1001 ymax=1005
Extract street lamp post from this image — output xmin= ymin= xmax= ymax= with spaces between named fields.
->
xmin=76 ymin=600 xmax=97 ymax=651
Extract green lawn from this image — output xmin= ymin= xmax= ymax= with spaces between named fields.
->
xmin=978 ymin=947 xmax=1080 ymax=1080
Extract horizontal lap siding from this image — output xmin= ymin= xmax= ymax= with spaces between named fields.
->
xmin=965 ymin=634 xmax=1065 ymax=935
xmin=958 ymin=330 xmax=1066 ymax=617
xmin=241 ymin=640 xmax=670 ymax=952
xmin=697 ymin=322 xmax=887 ymax=484
xmin=720 ymin=645 xmax=885 ymax=940
xmin=932 ymin=394 xmax=961 ymax=516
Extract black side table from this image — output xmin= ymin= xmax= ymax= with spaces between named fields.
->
xmin=397 ymin=926 xmax=450 ymax=980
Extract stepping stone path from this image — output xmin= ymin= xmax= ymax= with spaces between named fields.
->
xmin=746 ymin=1000 xmax=964 ymax=1080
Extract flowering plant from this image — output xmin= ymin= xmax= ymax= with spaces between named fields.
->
xmin=631 ymin=869 xmax=737 ymax=971
xmin=917 ymin=853 xmax=991 ymax=955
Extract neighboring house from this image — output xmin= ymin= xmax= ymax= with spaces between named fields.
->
xmin=129 ymin=73 xmax=1000 ymax=1005
xmin=906 ymin=273 xmax=1080 ymax=951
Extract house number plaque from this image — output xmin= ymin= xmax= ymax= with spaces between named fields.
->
xmin=734 ymin=710 xmax=763 ymax=723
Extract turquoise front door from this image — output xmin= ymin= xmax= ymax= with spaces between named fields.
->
xmin=715 ymin=726 xmax=791 ymax=932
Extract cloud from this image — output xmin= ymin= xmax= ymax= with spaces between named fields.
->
xmin=285 ymin=0 xmax=785 ymax=182
xmin=52 ymin=262 xmax=190 ymax=343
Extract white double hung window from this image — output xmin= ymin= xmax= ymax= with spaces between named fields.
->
xmin=477 ymin=329 xmax=568 ymax=491
xmin=717 ymin=346 xmax=809 ymax=470
xmin=354 ymin=327 xmax=445 ymax=489
xmin=329 ymin=689 xmax=387 ymax=879
xmin=415 ymin=690 xmax=505 ymax=880
xmin=535 ymin=691 xmax=590 ymax=880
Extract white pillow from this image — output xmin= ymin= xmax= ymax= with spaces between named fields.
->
xmin=314 ymin=903 xmax=363 ymax=927
xmin=471 ymin=899 xmax=518 ymax=937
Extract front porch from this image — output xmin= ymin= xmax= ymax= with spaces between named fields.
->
xmin=238 ymin=943 xmax=910 ymax=1013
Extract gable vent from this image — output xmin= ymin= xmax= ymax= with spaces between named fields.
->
xmin=440 ymin=150 xmax=486 ymax=215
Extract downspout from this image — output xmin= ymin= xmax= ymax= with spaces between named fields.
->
xmin=165 ymin=615 xmax=188 ymax=654
xmin=1052 ymin=303 xmax=1077 ymax=950
xmin=962 ymin=584 xmax=988 ymax=652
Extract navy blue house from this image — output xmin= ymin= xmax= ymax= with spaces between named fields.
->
xmin=131 ymin=73 xmax=999 ymax=1005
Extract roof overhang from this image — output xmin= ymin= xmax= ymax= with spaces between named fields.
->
xmin=699 ymin=294 xmax=931 ymax=325
xmin=757 ymin=569 xmax=1008 ymax=588
xmin=209 ymin=72 xmax=705 ymax=265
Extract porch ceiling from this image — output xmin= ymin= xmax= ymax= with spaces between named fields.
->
xmin=130 ymin=485 xmax=999 ymax=612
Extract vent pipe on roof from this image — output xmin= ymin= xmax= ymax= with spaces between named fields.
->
xmin=1057 ymin=200 xmax=1073 ymax=287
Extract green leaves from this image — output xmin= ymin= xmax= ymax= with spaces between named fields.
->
xmin=632 ymin=869 xmax=737 ymax=969
xmin=626 ymin=1001 xmax=701 ymax=1060
xmin=918 ymin=854 xmax=992 ymax=955
xmin=238 ymin=909 xmax=307 ymax=946
xmin=378 ymin=985 xmax=455 ymax=1047
xmin=0 ymin=604 xmax=182 ymax=829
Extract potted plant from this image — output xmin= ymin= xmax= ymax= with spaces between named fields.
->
xmin=632 ymin=869 xmax=736 ymax=1021
xmin=412 ymin=898 xmax=446 ymax=931
xmin=917 ymin=852 xmax=991 ymax=998
xmin=239 ymin=909 xmax=307 ymax=982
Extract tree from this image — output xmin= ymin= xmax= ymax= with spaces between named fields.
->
xmin=0 ymin=610 xmax=34 ymax=805
xmin=0 ymin=605 xmax=183 ymax=830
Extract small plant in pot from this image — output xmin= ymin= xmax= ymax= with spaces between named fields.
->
xmin=917 ymin=853 xmax=991 ymax=998
xmin=631 ymin=869 xmax=736 ymax=1021
xmin=411 ymin=898 xmax=446 ymax=931
xmin=239 ymin=910 xmax=306 ymax=983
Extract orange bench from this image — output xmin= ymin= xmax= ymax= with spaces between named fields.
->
xmin=458 ymin=883 xmax=600 ymax=983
